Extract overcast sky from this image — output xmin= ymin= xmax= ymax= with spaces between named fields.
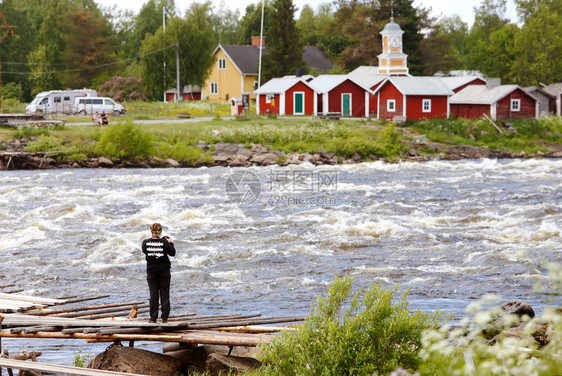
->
xmin=96 ymin=0 xmax=518 ymax=27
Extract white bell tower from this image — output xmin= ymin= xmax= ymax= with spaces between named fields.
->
xmin=377 ymin=11 xmax=408 ymax=75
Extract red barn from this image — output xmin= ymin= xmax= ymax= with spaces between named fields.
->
xmin=441 ymin=76 xmax=487 ymax=93
xmin=254 ymin=77 xmax=318 ymax=116
xmin=450 ymin=85 xmax=538 ymax=121
xmin=372 ymin=77 xmax=453 ymax=121
xmin=165 ymin=85 xmax=201 ymax=102
xmin=309 ymin=75 xmax=370 ymax=117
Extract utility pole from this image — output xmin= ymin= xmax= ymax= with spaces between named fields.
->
xmin=176 ymin=42 xmax=180 ymax=110
xmin=0 ymin=11 xmax=16 ymax=112
xmin=257 ymin=0 xmax=265 ymax=115
xmin=163 ymin=7 xmax=167 ymax=102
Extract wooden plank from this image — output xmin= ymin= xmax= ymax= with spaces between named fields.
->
xmin=0 ymin=329 xmax=273 ymax=346
xmin=0 ymin=358 xmax=146 ymax=376
xmin=54 ymin=295 xmax=110 ymax=306
xmin=0 ymin=293 xmax=65 ymax=305
xmin=29 ymin=301 xmax=145 ymax=317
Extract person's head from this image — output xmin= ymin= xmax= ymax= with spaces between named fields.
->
xmin=150 ymin=223 xmax=163 ymax=236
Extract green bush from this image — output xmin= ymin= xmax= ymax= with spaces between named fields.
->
xmin=94 ymin=121 xmax=153 ymax=161
xmin=14 ymin=126 xmax=50 ymax=139
xmin=24 ymin=135 xmax=67 ymax=153
xmin=253 ymin=276 xmax=445 ymax=376
xmin=157 ymin=142 xmax=212 ymax=164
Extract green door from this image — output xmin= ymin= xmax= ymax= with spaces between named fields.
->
xmin=294 ymin=92 xmax=304 ymax=115
xmin=342 ymin=94 xmax=351 ymax=116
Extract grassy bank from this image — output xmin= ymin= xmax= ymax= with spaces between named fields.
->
xmin=1 ymin=115 xmax=561 ymax=165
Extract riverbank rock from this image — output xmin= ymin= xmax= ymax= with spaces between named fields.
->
xmin=165 ymin=344 xmax=262 ymax=375
xmin=206 ymin=353 xmax=261 ymax=375
xmin=89 ymin=345 xmax=182 ymax=375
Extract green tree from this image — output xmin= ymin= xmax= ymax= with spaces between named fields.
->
xmin=60 ymin=5 xmax=118 ymax=88
xmin=331 ymin=0 xmax=427 ymax=74
xmin=128 ymin=0 xmax=176 ymax=59
xmin=140 ymin=2 xmax=215 ymax=100
xmin=419 ymin=22 xmax=460 ymax=76
xmin=466 ymin=0 xmax=510 ymax=74
xmin=296 ymin=4 xmax=318 ymax=46
xmin=27 ymin=45 xmax=59 ymax=96
xmin=515 ymin=0 xmax=562 ymax=22
xmin=511 ymin=3 xmax=562 ymax=85
xmin=238 ymin=2 xmax=272 ymax=45
xmin=261 ymin=0 xmax=304 ymax=81
xmin=211 ymin=7 xmax=241 ymax=44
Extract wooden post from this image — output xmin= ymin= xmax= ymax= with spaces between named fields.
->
xmin=1 ymin=313 xmax=4 ymax=376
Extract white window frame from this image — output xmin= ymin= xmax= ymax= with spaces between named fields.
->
xmin=218 ymin=58 xmax=226 ymax=70
xmin=511 ymin=99 xmax=520 ymax=112
xmin=266 ymin=94 xmax=274 ymax=104
xmin=387 ymin=99 xmax=396 ymax=112
xmin=422 ymin=99 xmax=432 ymax=113
xmin=210 ymin=82 xmax=218 ymax=95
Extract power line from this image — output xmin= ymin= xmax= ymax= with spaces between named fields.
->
xmin=1 ymin=44 xmax=176 ymax=75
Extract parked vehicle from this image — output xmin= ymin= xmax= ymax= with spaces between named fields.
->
xmin=74 ymin=97 xmax=126 ymax=115
xmin=25 ymin=89 xmax=97 ymax=114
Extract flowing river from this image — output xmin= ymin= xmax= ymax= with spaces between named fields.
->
xmin=0 ymin=158 xmax=560 ymax=364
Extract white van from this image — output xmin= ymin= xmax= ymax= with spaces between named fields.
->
xmin=74 ymin=97 xmax=126 ymax=115
xmin=26 ymin=89 xmax=97 ymax=114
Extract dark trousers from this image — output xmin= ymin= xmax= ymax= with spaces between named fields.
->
xmin=147 ymin=269 xmax=171 ymax=321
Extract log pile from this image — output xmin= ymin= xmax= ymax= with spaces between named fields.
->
xmin=0 ymin=291 xmax=305 ymax=348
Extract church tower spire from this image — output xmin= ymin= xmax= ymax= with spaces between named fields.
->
xmin=377 ymin=9 xmax=408 ymax=75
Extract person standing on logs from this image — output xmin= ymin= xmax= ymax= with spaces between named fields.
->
xmin=142 ymin=223 xmax=176 ymax=323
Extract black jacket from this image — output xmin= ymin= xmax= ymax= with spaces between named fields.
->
xmin=142 ymin=237 xmax=176 ymax=272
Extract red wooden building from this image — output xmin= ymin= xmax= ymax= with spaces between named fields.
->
xmin=309 ymin=75 xmax=370 ymax=117
xmin=441 ymin=76 xmax=487 ymax=93
xmin=372 ymin=77 xmax=453 ymax=121
xmin=449 ymin=85 xmax=538 ymax=121
xmin=254 ymin=77 xmax=318 ymax=116
xmin=164 ymin=85 xmax=201 ymax=102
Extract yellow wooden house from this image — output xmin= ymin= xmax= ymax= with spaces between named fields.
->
xmin=203 ymin=37 xmax=333 ymax=102
xmin=202 ymin=38 xmax=263 ymax=102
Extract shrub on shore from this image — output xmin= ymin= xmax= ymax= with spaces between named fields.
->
xmin=94 ymin=121 xmax=153 ymax=161
xmin=251 ymin=276 xmax=445 ymax=376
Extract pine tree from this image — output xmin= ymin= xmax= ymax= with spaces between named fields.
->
xmin=261 ymin=0 xmax=305 ymax=82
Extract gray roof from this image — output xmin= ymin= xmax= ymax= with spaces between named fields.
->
xmin=309 ymin=74 xmax=370 ymax=94
xmin=441 ymin=76 xmax=486 ymax=91
xmin=254 ymin=77 xmax=318 ymax=95
xmin=544 ymin=83 xmax=562 ymax=96
xmin=220 ymin=45 xmax=261 ymax=75
xmin=216 ymin=45 xmax=333 ymax=76
xmin=347 ymin=66 xmax=388 ymax=89
xmin=303 ymin=46 xmax=333 ymax=73
xmin=380 ymin=18 xmax=404 ymax=34
xmin=449 ymin=85 xmax=535 ymax=104
xmin=523 ymin=86 xmax=556 ymax=99
xmin=374 ymin=76 xmax=454 ymax=96
xmin=165 ymin=85 xmax=201 ymax=94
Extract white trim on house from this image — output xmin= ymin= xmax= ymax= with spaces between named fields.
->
xmin=422 ymin=99 xmax=432 ymax=113
xmin=218 ymin=58 xmax=226 ymax=70
xmin=341 ymin=93 xmax=352 ymax=116
xmin=294 ymin=91 xmax=305 ymax=115
xmin=387 ymin=99 xmax=396 ymax=112
xmin=280 ymin=93 xmax=286 ymax=115
xmin=511 ymin=98 xmax=521 ymax=112
xmin=210 ymin=82 xmax=218 ymax=95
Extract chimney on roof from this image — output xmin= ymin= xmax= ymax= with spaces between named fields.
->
xmin=487 ymin=78 xmax=501 ymax=89
xmin=251 ymin=36 xmax=265 ymax=48
xmin=296 ymin=68 xmax=306 ymax=77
